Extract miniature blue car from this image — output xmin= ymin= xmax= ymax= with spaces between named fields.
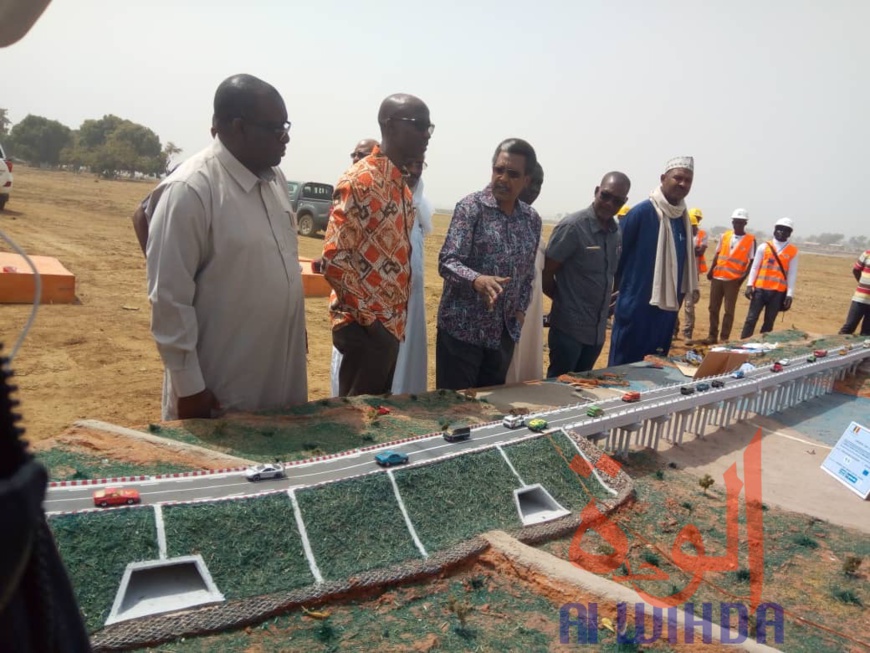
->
xmin=732 ymin=370 xmax=745 ymax=379
xmin=696 ymin=382 xmax=711 ymax=392
xmin=375 ymin=451 xmax=409 ymax=467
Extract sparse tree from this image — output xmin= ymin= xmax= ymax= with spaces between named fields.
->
xmin=69 ymin=115 xmax=165 ymax=177
xmin=7 ymin=114 xmax=72 ymax=166
xmin=848 ymin=235 xmax=867 ymax=250
xmin=699 ymin=474 xmax=715 ymax=495
xmin=817 ymin=232 xmax=844 ymax=246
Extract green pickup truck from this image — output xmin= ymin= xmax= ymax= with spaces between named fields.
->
xmin=287 ymin=180 xmax=334 ymax=237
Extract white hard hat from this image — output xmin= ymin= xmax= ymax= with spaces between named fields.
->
xmin=731 ymin=208 xmax=749 ymax=221
xmin=775 ymin=217 xmax=794 ymax=229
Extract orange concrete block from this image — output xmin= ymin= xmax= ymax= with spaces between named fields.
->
xmin=299 ymin=257 xmax=331 ymax=298
xmin=0 ymin=253 xmax=76 ymax=304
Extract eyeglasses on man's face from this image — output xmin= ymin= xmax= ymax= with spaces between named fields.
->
xmin=243 ymin=118 xmax=292 ymax=138
xmin=492 ymin=165 xmax=523 ymax=180
xmin=389 ymin=117 xmax=435 ymax=137
xmin=350 ymin=150 xmax=371 ymax=161
xmin=598 ymin=190 xmax=627 ymax=205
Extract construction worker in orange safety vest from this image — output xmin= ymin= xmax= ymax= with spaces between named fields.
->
xmin=703 ymin=208 xmax=756 ymax=344
xmin=676 ymin=207 xmax=707 ymax=342
xmin=740 ymin=217 xmax=799 ymax=338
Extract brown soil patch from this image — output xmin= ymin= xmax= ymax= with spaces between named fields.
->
xmin=30 ymin=425 xmax=244 ymax=470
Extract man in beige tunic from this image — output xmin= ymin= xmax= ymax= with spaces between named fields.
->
xmin=147 ymin=74 xmax=307 ymax=420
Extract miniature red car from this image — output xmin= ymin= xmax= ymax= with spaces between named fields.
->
xmin=771 ymin=362 xmax=783 ymax=373
xmin=93 ymin=487 xmax=141 ymax=508
xmin=813 ymin=349 xmax=828 ymax=358
xmin=622 ymin=391 xmax=641 ymax=403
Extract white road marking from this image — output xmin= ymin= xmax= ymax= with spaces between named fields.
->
xmin=153 ymin=504 xmax=167 ymax=560
xmin=288 ymin=489 xmax=323 ymax=583
xmin=387 ymin=470 xmax=428 ymax=559
xmin=496 ymin=445 xmax=525 ymax=486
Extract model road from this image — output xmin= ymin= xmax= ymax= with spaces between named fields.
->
xmin=44 ymin=346 xmax=870 ymax=514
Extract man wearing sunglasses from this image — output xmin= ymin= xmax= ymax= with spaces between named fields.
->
xmin=147 ymin=74 xmax=307 ymax=420
xmin=609 ymin=156 xmax=699 ymax=366
xmin=436 ymin=138 xmax=542 ymax=390
xmin=322 ymin=93 xmax=432 ymax=396
xmin=543 ymin=172 xmax=630 ymax=375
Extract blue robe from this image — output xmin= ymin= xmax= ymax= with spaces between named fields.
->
xmin=609 ymin=199 xmax=688 ymax=366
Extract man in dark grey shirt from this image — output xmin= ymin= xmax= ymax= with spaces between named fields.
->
xmin=543 ymin=171 xmax=630 ymax=375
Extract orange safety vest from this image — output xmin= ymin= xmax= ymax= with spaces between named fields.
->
xmin=696 ymin=229 xmax=708 ymax=274
xmin=712 ymin=231 xmax=756 ymax=281
xmin=755 ymin=241 xmax=798 ymax=292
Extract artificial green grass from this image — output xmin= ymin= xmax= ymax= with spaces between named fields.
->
xmin=503 ymin=431 xmax=616 ymax=511
xmin=394 ymin=448 xmax=523 ymax=552
xmin=147 ymin=392 xmax=497 ymax=461
xmin=49 ymin=507 xmax=158 ymax=632
xmin=296 ymin=472 xmax=422 ymax=580
xmin=162 ymin=494 xmax=314 ymax=600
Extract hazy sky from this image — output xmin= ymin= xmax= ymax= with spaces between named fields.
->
xmin=5 ymin=0 xmax=868 ymax=237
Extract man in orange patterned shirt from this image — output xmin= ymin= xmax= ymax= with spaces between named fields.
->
xmin=322 ymin=93 xmax=433 ymax=396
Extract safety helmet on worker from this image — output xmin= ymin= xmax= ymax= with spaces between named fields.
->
xmin=688 ymin=207 xmax=703 ymax=222
xmin=617 ymin=204 xmax=631 ymax=217
xmin=731 ymin=208 xmax=749 ymax=221
xmin=689 ymin=214 xmax=699 ymax=226
xmin=775 ymin=217 xmax=794 ymax=229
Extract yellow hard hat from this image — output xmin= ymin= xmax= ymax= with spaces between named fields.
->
xmin=688 ymin=207 xmax=703 ymax=221
xmin=617 ymin=204 xmax=631 ymax=217
xmin=689 ymin=214 xmax=699 ymax=226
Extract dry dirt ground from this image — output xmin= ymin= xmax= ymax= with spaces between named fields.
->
xmin=0 ymin=166 xmax=862 ymax=443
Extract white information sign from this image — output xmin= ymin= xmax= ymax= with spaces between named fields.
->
xmin=821 ymin=421 xmax=870 ymax=499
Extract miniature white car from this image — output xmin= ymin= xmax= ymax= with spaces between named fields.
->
xmin=777 ymin=358 xmax=790 ymax=366
xmin=502 ymin=414 xmax=524 ymax=429
xmin=245 ymin=463 xmax=285 ymax=481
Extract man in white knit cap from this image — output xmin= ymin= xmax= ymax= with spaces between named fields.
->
xmin=609 ymin=156 xmax=699 ymax=365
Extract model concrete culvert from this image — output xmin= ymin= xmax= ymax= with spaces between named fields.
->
xmin=105 ymin=555 xmax=224 ymax=626
xmin=513 ymin=484 xmax=570 ymax=526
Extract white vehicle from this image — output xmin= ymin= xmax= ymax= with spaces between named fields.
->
xmin=0 ymin=143 xmax=11 ymax=211
xmin=502 ymin=414 xmax=524 ymax=429
xmin=777 ymin=358 xmax=790 ymax=367
xmin=244 ymin=463 xmax=285 ymax=481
